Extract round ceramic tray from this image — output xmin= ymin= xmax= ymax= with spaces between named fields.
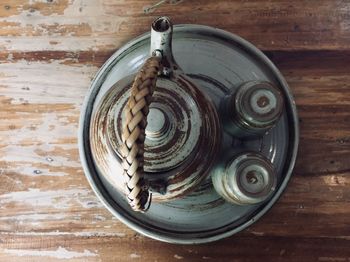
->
xmin=79 ymin=24 xmax=299 ymax=244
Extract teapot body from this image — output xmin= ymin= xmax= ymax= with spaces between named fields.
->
xmin=89 ymin=72 xmax=221 ymax=201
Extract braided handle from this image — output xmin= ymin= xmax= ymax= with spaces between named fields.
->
xmin=120 ymin=56 xmax=162 ymax=212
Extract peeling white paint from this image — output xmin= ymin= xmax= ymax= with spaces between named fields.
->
xmin=0 ymin=105 xmax=83 ymax=180
xmin=323 ymin=175 xmax=348 ymax=186
xmin=2 ymin=165 xmax=68 ymax=177
xmin=0 ymin=144 xmax=81 ymax=177
xmin=94 ymin=214 xmax=107 ymax=221
xmin=248 ymin=230 xmax=265 ymax=236
xmin=0 ymin=188 xmax=102 ymax=209
xmin=4 ymin=246 xmax=98 ymax=259
xmin=0 ymin=231 xmax=126 ymax=237
xmin=130 ymin=253 xmax=141 ymax=259
xmin=0 ymin=0 xmax=124 ymax=52
xmin=0 ymin=212 xmax=67 ymax=221
xmin=0 ymin=60 xmax=96 ymax=105
xmin=0 ymin=36 xmax=118 ymax=52
xmin=174 ymin=254 xmax=184 ymax=260
xmin=7 ymin=53 xmax=13 ymax=61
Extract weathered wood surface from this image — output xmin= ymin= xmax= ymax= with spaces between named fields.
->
xmin=0 ymin=0 xmax=349 ymax=261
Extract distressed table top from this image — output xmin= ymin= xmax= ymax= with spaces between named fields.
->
xmin=0 ymin=1 xmax=349 ymax=261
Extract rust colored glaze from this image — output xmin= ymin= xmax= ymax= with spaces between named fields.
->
xmin=89 ymin=72 xmax=221 ymax=202
xmin=165 ymin=75 xmax=221 ymax=190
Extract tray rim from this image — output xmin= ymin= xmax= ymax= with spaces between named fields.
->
xmin=78 ymin=24 xmax=299 ymax=244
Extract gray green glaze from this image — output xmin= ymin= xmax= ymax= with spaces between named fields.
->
xmin=78 ymin=24 xmax=299 ymax=244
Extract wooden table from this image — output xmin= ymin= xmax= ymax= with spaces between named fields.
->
xmin=0 ymin=1 xmax=349 ymax=261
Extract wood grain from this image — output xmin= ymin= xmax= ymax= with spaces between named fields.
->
xmin=0 ymin=0 xmax=349 ymax=261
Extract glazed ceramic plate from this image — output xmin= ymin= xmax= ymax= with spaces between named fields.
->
xmin=79 ymin=24 xmax=299 ymax=244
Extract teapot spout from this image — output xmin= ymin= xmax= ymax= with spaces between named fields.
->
xmin=150 ymin=16 xmax=177 ymax=75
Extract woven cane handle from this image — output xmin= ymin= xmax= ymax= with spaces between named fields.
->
xmin=120 ymin=56 xmax=162 ymax=212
